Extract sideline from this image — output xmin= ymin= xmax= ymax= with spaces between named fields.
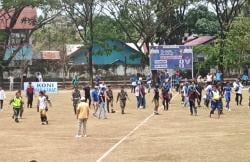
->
xmin=96 ymin=93 xmax=179 ymax=162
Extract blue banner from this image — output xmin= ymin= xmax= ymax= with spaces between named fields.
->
xmin=150 ymin=45 xmax=193 ymax=70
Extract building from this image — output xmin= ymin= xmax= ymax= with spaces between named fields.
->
xmin=0 ymin=7 xmax=37 ymax=80
xmin=69 ymin=40 xmax=147 ymax=77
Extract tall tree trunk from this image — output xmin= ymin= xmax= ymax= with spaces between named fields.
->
xmin=89 ymin=0 xmax=94 ymax=87
xmin=0 ymin=67 xmax=4 ymax=87
xmin=218 ymin=32 xmax=226 ymax=73
xmin=88 ymin=47 xmax=94 ymax=87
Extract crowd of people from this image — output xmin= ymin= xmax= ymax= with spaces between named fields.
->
xmin=0 ymin=71 xmax=249 ymax=138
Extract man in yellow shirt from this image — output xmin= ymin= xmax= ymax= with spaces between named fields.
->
xmin=76 ymin=97 xmax=90 ymax=138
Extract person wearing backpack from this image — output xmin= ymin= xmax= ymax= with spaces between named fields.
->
xmin=116 ymin=86 xmax=129 ymax=114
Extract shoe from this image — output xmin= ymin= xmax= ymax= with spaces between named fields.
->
xmin=15 ymin=118 xmax=19 ymax=123
xmin=154 ymin=112 xmax=159 ymax=115
xmin=75 ymin=135 xmax=82 ymax=138
xmin=45 ymin=121 xmax=48 ymax=125
xmin=104 ymin=117 xmax=108 ymax=119
xmin=41 ymin=122 xmax=45 ymax=125
xmin=84 ymin=134 xmax=87 ymax=137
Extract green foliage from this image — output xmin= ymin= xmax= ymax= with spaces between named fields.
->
xmin=185 ymin=5 xmax=219 ymax=35
xmin=194 ymin=16 xmax=250 ymax=72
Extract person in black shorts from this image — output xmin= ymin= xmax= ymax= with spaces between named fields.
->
xmin=83 ymin=83 xmax=91 ymax=107
xmin=152 ymin=84 xmax=160 ymax=115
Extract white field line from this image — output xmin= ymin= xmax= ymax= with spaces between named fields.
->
xmin=96 ymin=93 xmax=180 ymax=162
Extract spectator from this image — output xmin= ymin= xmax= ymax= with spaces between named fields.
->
xmin=8 ymin=74 xmax=14 ymax=91
xmin=242 ymin=74 xmax=248 ymax=86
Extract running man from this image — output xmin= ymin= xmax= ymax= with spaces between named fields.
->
xmin=162 ymin=82 xmax=170 ymax=111
xmin=152 ymin=84 xmax=160 ymax=115
xmin=188 ymin=82 xmax=200 ymax=116
xmin=210 ymin=85 xmax=222 ymax=119
xmin=83 ymin=83 xmax=91 ymax=107
xmin=223 ymin=82 xmax=232 ymax=111
xmin=10 ymin=92 xmax=24 ymax=123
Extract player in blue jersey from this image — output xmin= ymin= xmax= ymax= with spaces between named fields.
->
xmin=223 ymin=82 xmax=232 ymax=111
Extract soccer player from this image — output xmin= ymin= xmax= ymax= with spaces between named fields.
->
xmin=10 ymin=92 xmax=24 ymax=123
xmin=37 ymin=91 xmax=48 ymax=125
xmin=116 ymin=86 xmax=129 ymax=114
xmin=223 ymin=82 xmax=232 ymax=111
xmin=204 ymin=83 xmax=213 ymax=108
xmin=162 ymin=81 xmax=170 ymax=111
xmin=83 ymin=83 xmax=91 ymax=107
xmin=152 ymin=84 xmax=160 ymax=115
xmin=210 ymin=85 xmax=222 ymax=119
xmin=182 ymin=82 xmax=189 ymax=107
xmin=17 ymin=90 xmax=24 ymax=118
xmin=188 ymin=82 xmax=200 ymax=116
xmin=195 ymin=82 xmax=203 ymax=107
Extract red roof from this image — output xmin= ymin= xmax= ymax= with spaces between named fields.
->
xmin=0 ymin=7 xmax=37 ymax=30
xmin=184 ymin=36 xmax=216 ymax=46
xmin=41 ymin=51 xmax=61 ymax=60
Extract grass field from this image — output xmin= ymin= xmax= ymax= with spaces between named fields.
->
xmin=0 ymin=89 xmax=250 ymax=162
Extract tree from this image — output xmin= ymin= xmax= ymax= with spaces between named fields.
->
xmin=194 ymin=16 xmax=250 ymax=75
xmin=185 ymin=5 xmax=219 ymax=35
xmin=155 ymin=0 xmax=194 ymax=45
xmin=208 ymin=0 xmax=247 ymax=72
xmin=0 ymin=0 xmax=61 ymax=86
xmin=226 ymin=16 xmax=250 ymax=73
xmin=61 ymin=0 xmax=107 ymax=87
